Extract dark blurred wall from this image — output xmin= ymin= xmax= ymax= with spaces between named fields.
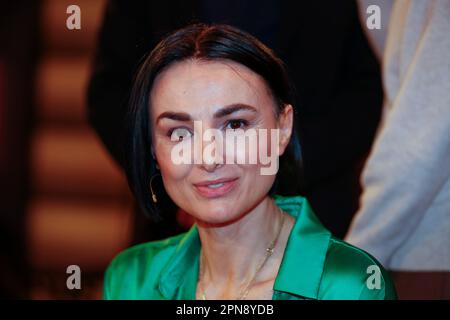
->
xmin=0 ymin=1 xmax=40 ymax=299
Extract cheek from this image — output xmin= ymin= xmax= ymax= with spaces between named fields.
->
xmin=154 ymin=140 xmax=191 ymax=189
xmin=224 ymin=127 xmax=279 ymax=165
xmin=240 ymin=163 xmax=276 ymax=192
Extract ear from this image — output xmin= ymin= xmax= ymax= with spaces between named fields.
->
xmin=277 ymin=104 xmax=293 ymax=156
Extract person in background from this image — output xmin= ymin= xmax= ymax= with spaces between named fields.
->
xmin=88 ymin=0 xmax=383 ymax=242
xmin=356 ymin=0 xmax=393 ymax=61
xmin=346 ymin=0 xmax=450 ymax=299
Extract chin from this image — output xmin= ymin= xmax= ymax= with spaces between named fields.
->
xmin=195 ymin=202 xmax=242 ymax=226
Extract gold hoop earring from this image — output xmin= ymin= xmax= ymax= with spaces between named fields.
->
xmin=149 ymin=173 xmax=161 ymax=203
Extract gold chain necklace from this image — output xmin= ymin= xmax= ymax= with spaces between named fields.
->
xmin=198 ymin=207 xmax=285 ymax=300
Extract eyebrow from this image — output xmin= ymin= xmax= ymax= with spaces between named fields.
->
xmin=156 ymin=103 xmax=257 ymax=124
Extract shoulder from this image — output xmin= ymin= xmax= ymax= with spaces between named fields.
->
xmin=319 ymin=236 xmax=397 ymax=300
xmin=103 ymin=233 xmax=186 ymax=300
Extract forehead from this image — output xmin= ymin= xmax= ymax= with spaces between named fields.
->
xmin=149 ymin=59 xmax=274 ymax=115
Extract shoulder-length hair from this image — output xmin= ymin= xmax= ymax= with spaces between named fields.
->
xmin=125 ymin=23 xmax=303 ymax=220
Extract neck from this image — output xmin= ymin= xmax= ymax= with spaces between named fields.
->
xmin=195 ymin=196 xmax=285 ymax=292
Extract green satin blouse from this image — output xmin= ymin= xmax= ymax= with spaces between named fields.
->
xmin=103 ymin=195 xmax=397 ymax=300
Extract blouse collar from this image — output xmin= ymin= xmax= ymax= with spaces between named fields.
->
xmin=156 ymin=195 xmax=331 ymax=300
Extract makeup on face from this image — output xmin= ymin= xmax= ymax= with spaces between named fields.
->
xmin=149 ymin=59 xmax=291 ymax=224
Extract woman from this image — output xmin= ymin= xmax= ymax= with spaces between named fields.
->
xmin=103 ymin=23 xmax=396 ymax=300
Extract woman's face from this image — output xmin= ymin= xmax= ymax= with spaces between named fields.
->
xmin=150 ymin=59 xmax=293 ymax=225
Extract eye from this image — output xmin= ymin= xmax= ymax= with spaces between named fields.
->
xmin=169 ymin=127 xmax=192 ymax=141
xmin=225 ymin=119 xmax=248 ymax=130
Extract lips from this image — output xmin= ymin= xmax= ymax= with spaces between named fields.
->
xmin=193 ymin=177 xmax=239 ymax=198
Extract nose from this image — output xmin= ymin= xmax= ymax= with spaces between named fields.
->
xmin=200 ymin=161 xmax=222 ymax=172
xmin=198 ymin=140 xmax=225 ymax=172
xmin=194 ymin=126 xmax=225 ymax=172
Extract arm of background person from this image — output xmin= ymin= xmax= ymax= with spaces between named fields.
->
xmin=345 ymin=1 xmax=450 ymax=265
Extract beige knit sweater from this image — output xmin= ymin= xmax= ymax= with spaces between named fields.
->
xmin=346 ymin=0 xmax=450 ymax=271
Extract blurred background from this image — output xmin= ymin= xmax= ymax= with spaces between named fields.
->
xmin=0 ymin=0 xmax=135 ymax=299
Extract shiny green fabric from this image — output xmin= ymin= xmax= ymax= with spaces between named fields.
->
xmin=104 ymin=195 xmax=397 ymax=300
